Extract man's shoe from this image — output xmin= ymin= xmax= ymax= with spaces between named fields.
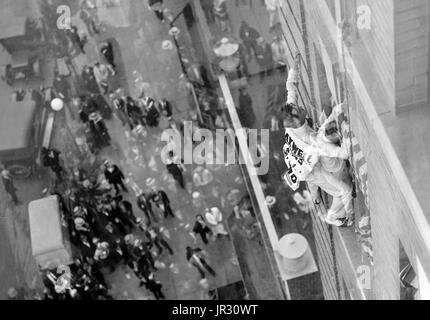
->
xmin=325 ymin=215 xmax=346 ymax=227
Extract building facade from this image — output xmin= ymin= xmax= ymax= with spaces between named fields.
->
xmin=277 ymin=0 xmax=430 ymax=299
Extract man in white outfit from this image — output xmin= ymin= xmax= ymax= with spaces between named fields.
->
xmin=282 ymin=53 xmax=354 ymax=227
xmin=205 ymin=207 xmax=229 ymax=237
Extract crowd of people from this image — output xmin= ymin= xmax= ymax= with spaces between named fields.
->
xmin=6 ymin=0 xmax=236 ymax=300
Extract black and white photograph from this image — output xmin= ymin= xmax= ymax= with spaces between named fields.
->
xmin=0 ymin=0 xmax=429 ymax=304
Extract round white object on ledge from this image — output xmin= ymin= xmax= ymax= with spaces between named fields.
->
xmin=51 ymin=98 xmax=64 ymax=111
xmin=277 ymin=233 xmax=309 ymax=273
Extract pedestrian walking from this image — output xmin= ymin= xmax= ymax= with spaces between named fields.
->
xmin=42 ymin=147 xmax=64 ymax=180
xmin=185 ymin=246 xmax=216 ymax=279
xmin=140 ymin=223 xmax=174 ymax=255
xmin=81 ymin=66 xmax=100 ymax=95
xmin=137 ymin=192 xmax=158 ymax=225
xmin=239 ymin=21 xmax=260 ymax=60
xmin=109 ymin=93 xmax=128 ymax=126
xmin=79 ymin=7 xmax=99 ymax=36
xmin=125 ymin=96 xmax=145 ymax=129
xmin=89 ymin=112 xmax=111 ymax=148
xmin=68 ymin=25 xmax=86 ymax=55
xmin=165 ymin=154 xmax=185 ymax=189
xmin=1 ymin=170 xmax=19 ymax=204
xmin=142 ymin=94 xmax=159 ymax=127
xmin=193 ymin=214 xmax=213 ymax=244
xmin=103 ymin=161 xmax=128 ymax=194
xmin=144 ymin=273 xmax=165 ymax=300
xmin=150 ymin=188 xmax=175 ymax=219
xmin=100 ymin=41 xmax=116 ymax=75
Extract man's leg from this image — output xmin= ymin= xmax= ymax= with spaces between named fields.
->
xmin=154 ymin=239 xmax=163 ymax=254
xmin=201 ymin=232 xmax=208 ymax=244
xmin=201 ymin=259 xmax=216 ymax=276
xmin=112 ymin=182 xmax=120 ymax=194
xmin=165 ymin=204 xmax=174 ymax=218
xmin=10 ymin=191 xmax=19 ymax=204
xmin=159 ymin=238 xmax=173 ymax=255
xmin=120 ymin=180 xmax=128 ymax=192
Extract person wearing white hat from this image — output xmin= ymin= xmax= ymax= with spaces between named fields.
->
xmin=1 ymin=170 xmax=19 ymax=204
xmin=204 ymin=207 xmax=229 ymax=237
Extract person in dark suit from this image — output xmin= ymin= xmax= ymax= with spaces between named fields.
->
xmin=140 ymin=223 xmax=173 ymax=255
xmin=42 ymin=147 xmax=64 ymax=180
xmin=192 ymin=214 xmax=213 ymax=244
xmin=185 ymin=246 xmax=216 ymax=279
xmin=165 ymin=152 xmax=185 ymax=189
xmin=149 ymin=188 xmax=174 ymax=218
xmin=117 ymin=197 xmax=137 ymax=231
xmin=103 ymin=161 xmax=128 ymax=194
xmin=137 ymin=192 xmax=158 ymax=225
xmin=239 ymin=21 xmax=260 ymax=59
xmin=144 ymin=273 xmax=165 ymax=300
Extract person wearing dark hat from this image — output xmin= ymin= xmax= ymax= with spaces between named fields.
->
xmin=1 ymin=170 xmax=19 ymax=204
xmin=149 ymin=188 xmax=174 ymax=219
xmin=136 ymin=192 xmax=157 ymax=225
xmin=67 ymin=25 xmax=86 ymax=55
xmin=104 ymin=161 xmax=128 ymax=195
xmin=193 ymin=214 xmax=213 ymax=244
xmin=100 ymin=41 xmax=116 ymax=75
